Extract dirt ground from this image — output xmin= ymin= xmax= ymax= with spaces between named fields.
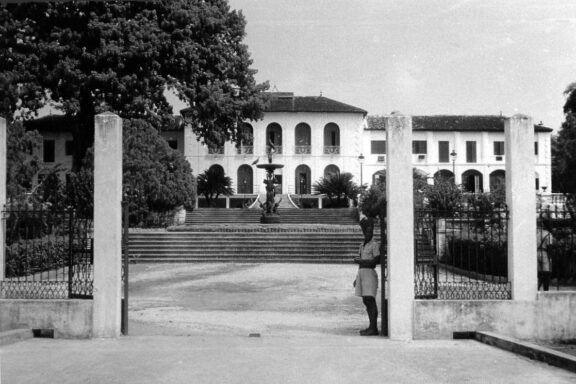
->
xmin=127 ymin=263 xmax=379 ymax=338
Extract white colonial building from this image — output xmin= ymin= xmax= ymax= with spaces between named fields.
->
xmin=364 ymin=115 xmax=553 ymax=193
xmin=180 ymin=93 xmax=553 ymax=195
xmin=27 ymin=92 xmax=553 ymax=196
xmin=181 ymin=92 xmax=367 ymax=195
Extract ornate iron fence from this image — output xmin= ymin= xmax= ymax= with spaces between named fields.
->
xmin=236 ymin=146 xmax=253 ymax=155
xmin=537 ymin=204 xmax=576 ymax=290
xmin=1 ymin=205 xmax=93 ymax=299
xmin=323 ymin=146 xmax=340 ymax=155
xmin=414 ymin=205 xmax=511 ymax=299
xmin=294 ymin=145 xmax=311 ymax=155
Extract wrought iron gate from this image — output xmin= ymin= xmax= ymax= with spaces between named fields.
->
xmin=121 ymin=202 xmax=130 ymax=335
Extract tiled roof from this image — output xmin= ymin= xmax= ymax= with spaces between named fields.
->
xmin=366 ymin=115 xmax=553 ymax=132
xmin=24 ymin=114 xmax=185 ymax=132
xmin=265 ymin=92 xmax=367 ymax=114
xmin=24 ymin=114 xmax=76 ymax=132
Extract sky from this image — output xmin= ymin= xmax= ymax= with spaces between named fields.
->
xmin=227 ymin=0 xmax=576 ymax=130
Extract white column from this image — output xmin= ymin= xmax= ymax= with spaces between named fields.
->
xmin=386 ymin=113 xmax=414 ymax=340
xmin=0 ymin=117 xmax=6 ymax=279
xmin=93 ymin=112 xmax=123 ymax=337
xmin=505 ymin=114 xmax=537 ymax=300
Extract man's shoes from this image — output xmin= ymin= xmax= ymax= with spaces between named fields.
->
xmin=359 ymin=328 xmax=379 ymax=336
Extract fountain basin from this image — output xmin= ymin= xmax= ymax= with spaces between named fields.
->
xmin=256 ymin=163 xmax=285 ymax=172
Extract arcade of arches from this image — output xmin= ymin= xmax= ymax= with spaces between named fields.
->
xmin=207 ymin=164 xmax=539 ymax=195
xmin=369 ymin=168 xmax=540 ymax=193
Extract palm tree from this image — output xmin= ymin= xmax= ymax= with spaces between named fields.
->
xmin=313 ymin=172 xmax=361 ymax=208
xmin=197 ymin=168 xmax=235 ymax=207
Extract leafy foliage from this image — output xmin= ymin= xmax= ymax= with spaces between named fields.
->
xmin=312 ymin=172 xmax=361 ymax=208
xmin=0 ymin=0 xmax=269 ymax=169
xmin=6 ymin=122 xmax=41 ymax=199
xmin=553 ymin=111 xmax=576 ymax=193
xmin=359 ymin=182 xmax=386 ymax=219
xmin=422 ymin=177 xmax=463 ymax=213
xmin=197 ymin=167 xmax=234 ymax=207
xmin=563 ymin=82 xmax=576 ymax=115
xmin=123 ymin=119 xmax=196 ymax=215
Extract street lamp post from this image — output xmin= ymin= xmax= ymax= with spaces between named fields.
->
xmin=358 ymin=153 xmax=365 ymax=186
xmin=300 ymin=177 xmax=305 ymax=200
xmin=450 ymin=150 xmax=457 ymax=180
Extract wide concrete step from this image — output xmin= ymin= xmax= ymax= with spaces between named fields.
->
xmin=184 ymin=208 xmax=359 ymax=225
xmin=135 ymin=257 xmax=353 ymax=264
xmin=126 ymin=227 xmax=390 ymax=264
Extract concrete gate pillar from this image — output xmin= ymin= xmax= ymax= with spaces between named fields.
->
xmin=0 ymin=117 xmax=6 ymax=279
xmin=386 ymin=113 xmax=415 ymax=340
xmin=505 ymin=115 xmax=537 ymax=300
xmin=93 ymin=112 xmax=123 ymax=337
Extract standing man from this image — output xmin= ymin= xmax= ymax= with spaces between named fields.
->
xmin=354 ymin=217 xmax=381 ymax=336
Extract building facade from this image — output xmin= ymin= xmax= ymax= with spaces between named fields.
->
xmin=183 ymin=92 xmax=367 ymax=195
xmin=26 ymin=93 xmax=554 ymax=195
xmin=364 ymin=115 xmax=553 ymax=193
xmin=185 ymin=94 xmax=553 ymax=195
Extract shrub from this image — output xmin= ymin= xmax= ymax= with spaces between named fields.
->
xmin=313 ymin=172 xmax=361 ymax=208
xmin=443 ymin=238 xmax=507 ymax=278
xmin=6 ymin=237 xmax=68 ymax=278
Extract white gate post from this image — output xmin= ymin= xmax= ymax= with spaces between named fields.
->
xmin=93 ymin=112 xmax=123 ymax=337
xmin=505 ymin=114 xmax=537 ymax=300
xmin=0 ymin=117 xmax=6 ymax=279
xmin=386 ymin=113 xmax=415 ymax=340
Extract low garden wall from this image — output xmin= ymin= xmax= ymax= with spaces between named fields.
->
xmin=413 ymin=291 xmax=576 ymax=341
xmin=0 ymin=299 xmax=93 ymax=338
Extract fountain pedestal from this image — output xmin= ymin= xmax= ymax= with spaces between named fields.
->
xmin=256 ymin=162 xmax=284 ymax=223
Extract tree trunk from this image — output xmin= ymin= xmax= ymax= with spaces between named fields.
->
xmin=72 ymin=89 xmax=96 ymax=171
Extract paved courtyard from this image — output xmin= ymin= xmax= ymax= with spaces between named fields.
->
xmin=2 ymin=262 xmax=576 ymax=383
xmin=128 ymin=263 xmax=375 ymax=337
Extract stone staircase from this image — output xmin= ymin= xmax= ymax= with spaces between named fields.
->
xmin=184 ymin=207 xmax=359 ymax=225
xmin=128 ymin=229 xmax=364 ymax=263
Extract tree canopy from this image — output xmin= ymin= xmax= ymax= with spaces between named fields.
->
xmin=0 ymin=0 xmax=269 ymax=169
xmin=197 ymin=167 xmax=234 ymax=206
xmin=552 ymin=111 xmax=576 ymax=193
xmin=6 ymin=121 xmax=42 ymax=199
xmin=552 ymin=83 xmax=576 ymax=193
xmin=123 ymin=119 xmax=196 ymax=213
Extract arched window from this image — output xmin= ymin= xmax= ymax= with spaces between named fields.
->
xmin=323 ymin=123 xmax=340 ymax=154
xmin=434 ymin=170 xmax=454 ymax=183
xmin=295 ymin=164 xmax=311 ymax=195
xmin=462 ymin=169 xmax=483 ymax=193
xmin=295 ymin=123 xmax=311 ymax=154
xmin=324 ymin=164 xmax=340 ymax=178
xmin=208 ymin=164 xmax=225 ymax=176
xmin=239 ymin=123 xmax=254 ymax=155
xmin=266 ymin=123 xmax=283 ymax=154
xmin=489 ymin=170 xmax=505 ymax=192
xmin=237 ymin=165 xmax=253 ymax=194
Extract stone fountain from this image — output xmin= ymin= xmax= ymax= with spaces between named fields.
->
xmin=256 ymin=145 xmax=284 ymax=223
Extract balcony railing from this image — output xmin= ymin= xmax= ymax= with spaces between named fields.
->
xmin=208 ymin=146 xmax=224 ymax=155
xmin=266 ymin=145 xmax=283 ymax=155
xmin=236 ymin=146 xmax=254 ymax=155
xmin=323 ymin=146 xmax=340 ymax=155
xmin=294 ymin=145 xmax=311 ymax=155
